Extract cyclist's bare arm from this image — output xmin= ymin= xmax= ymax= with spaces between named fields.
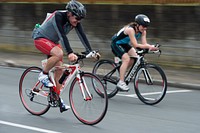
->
xmin=125 ymin=27 xmax=158 ymax=51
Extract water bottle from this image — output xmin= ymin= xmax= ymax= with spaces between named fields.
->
xmin=35 ymin=23 xmax=41 ymax=28
xmin=59 ymin=69 xmax=70 ymax=84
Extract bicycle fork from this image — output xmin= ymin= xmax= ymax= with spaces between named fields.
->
xmin=141 ymin=68 xmax=153 ymax=85
xmin=77 ymin=73 xmax=93 ymax=101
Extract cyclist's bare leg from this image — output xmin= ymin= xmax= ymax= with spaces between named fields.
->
xmin=43 ymin=46 xmax=63 ymax=71
xmin=43 ymin=46 xmax=63 ymax=91
xmin=54 ymin=61 xmax=63 ymax=93
xmin=120 ymin=53 xmax=130 ymax=81
xmin=117 ymin=48 xmax=138 ymax=91
xmin=127 ymin=47 xmax=138 ymax=67
xmin=48 ymin=46 xmax=63 ymax=93
xmin=117 ymin=53 xmax=130 ymax=91
xmin=43 ymin=56 xmax=60 ymax=73
xmin=49 ymin=47 xmax=70 ymax=112
xmin=120 ymin=47 xmax=138 ymax=81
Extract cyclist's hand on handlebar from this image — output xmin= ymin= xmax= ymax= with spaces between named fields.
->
xmin=68 ymin=53 xmax=78 ymax=62
xmin=86 ymin=50 xmax=101 ymax=61
xmin=149 ymin=45 xmax=159 ymax=51
xmin=93 ymin=52 xmax=101 ymax=61
xmin=149 ymin=44 xmax=162 ymax=55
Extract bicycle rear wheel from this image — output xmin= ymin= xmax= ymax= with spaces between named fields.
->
xmin=92 ymin=59 xmax=119 ymax=98
xmin=19 ymin=66 xmax=50 ymax=115
xmin=69 ymin=72 xmax=108 ymax=125
xmin=134 ymin=63 xmax=167 ymax=105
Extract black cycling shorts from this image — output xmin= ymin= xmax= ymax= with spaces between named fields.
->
xmin=111 ymin=43 xmax=132 ymax=58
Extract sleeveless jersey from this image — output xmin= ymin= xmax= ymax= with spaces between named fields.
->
xmin=112 ymin=27 xmax=142 ymax=45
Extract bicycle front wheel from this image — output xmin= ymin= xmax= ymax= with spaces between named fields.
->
xmin=69 ymin=72 xmax=108 ymax=125
xmin=19 ymin=66 xmax=50 ymax=115
xmin=134 ymin=63 xmax=167 ymax=105
xmin=92 ymin=59 xmax=119 ymax=98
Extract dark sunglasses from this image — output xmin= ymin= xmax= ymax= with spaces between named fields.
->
xmin=72 ymin=13 xmax=82 ymax=21
xmin=141 ymin=25 xmax=148 ymax=28
xmin=75 ymin=16 xmax=82 ymax=21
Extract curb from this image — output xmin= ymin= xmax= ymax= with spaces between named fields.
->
xmin=1 ymin=60 xmax=199 ymax=90
xmin=167 ymin=82 xmax=200 ymax=90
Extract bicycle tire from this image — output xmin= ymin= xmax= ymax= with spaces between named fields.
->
xmin=69 ymin=72 xmax=108 ymax=125
xmin=92 ymin=59 xmax=119 ymax=98
xmin=19 ymin=66 xmax=50 ymax=115
xmin=134 ymin=63 xmax=167 ymax=105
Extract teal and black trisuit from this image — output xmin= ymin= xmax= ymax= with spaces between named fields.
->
xmin=111 ymin=26 xmax=142 ymax=58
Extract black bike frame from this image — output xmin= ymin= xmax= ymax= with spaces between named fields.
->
xmin=103 ymin=65 xmax=120 ymax=85
xmin=102 ymin=56 xmax=142 ymax=86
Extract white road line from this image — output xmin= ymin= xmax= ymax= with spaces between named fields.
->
xmin=0 ymin=120 xmax=62 ymax=133
xmin=166 ymin=89 xmax=192 ymax=93
xmin=117 ymin=93 xmax=138 ymax=98
xmin=117 ymin=89 xmax=192 ymax=98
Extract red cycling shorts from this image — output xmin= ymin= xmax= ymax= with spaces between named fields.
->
xmin=34 ymin=38 xmax=62 ymax=55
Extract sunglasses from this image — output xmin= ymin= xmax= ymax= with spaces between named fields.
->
xmin=141 ymin=25 xmax=148 ymax=28
xmin=75 ymin=16 xmax=82 ymax=21
xmin=72 ymin=13 xmax=82 ymax=21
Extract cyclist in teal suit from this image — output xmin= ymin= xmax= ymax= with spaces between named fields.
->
xmin=111 ymin=14 xmax=159 ymax=91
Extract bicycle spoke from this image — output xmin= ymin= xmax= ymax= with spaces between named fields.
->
xmin=134 ymin=64 xmax=167 ymax=105
xmin=92 ymin=59 xmax=119 ymax=98
xmin=69 ymin=72 xmax=108 ymax=125
xmin=19 ymin=67 xmax=50 ymax=115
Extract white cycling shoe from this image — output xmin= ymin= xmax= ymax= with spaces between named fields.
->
xmin=117 ymin=80 xmax=130 ymax=92
xmin=38 ymin=72 xmax=54 ymax=87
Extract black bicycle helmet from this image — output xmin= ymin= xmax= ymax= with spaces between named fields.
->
xmin=135 ymin=14 xmax=150 ymax=27
xmin=65 ymin=0 xmax=86 ymax=19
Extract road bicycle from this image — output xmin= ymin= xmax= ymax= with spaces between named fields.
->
xmin=92 ymin=44 xmax=167 ymax=105
xmin=19 ymin=51 xmax=108 ymax=125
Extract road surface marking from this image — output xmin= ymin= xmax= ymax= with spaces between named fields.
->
xmin=117 ymin=89 xmax=192 ymax=98
xmin=0 ymin=120 xmax=61 ymax=133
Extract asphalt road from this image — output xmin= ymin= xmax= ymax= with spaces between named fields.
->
xmin=0 ymin=66 xmax=200 ymax=133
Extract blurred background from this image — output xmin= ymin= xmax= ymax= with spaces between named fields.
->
xmin=0 ymin=0 xmax=200 ymax=71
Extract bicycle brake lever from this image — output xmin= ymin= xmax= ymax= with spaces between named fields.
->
xmin=153 ymin=43 xmax=161 ymax=57
xmin=155 ymin=43 xmax=161 ymax=48
xmin=157 ymin=50 xmax=161 ymax=57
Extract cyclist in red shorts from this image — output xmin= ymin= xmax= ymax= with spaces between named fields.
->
xmin=32 ymin=0 xmax=99 ymax=112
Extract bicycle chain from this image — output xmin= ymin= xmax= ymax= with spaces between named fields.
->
xmin=47 ymin=88 xmax=60 ymax=107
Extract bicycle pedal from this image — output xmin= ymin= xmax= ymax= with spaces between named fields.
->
xmin=117 ymin=87 xmax=129 ymax=92
xmin=49 ymin=100 xmax=59 ymax=107
xmin=33 ymin=88 xmax=40 ymax=92
xmin=47 ymin=92 xmax=60 ymax=107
